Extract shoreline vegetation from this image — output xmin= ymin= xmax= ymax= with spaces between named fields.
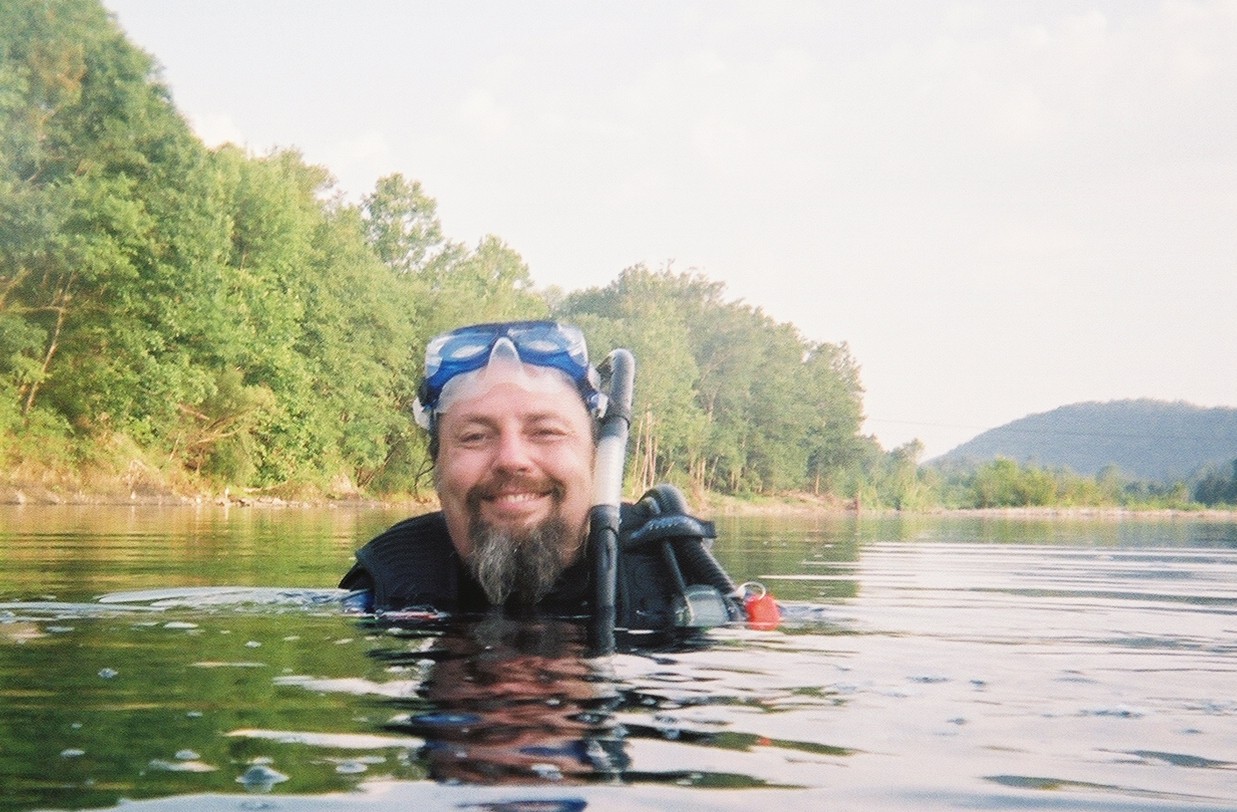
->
xmin=4 ymin=473 xmax=1236 ymax=523
xmin=5 ymin=0 xmax=877 ymax=511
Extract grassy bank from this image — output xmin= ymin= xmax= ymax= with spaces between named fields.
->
xmin=0 ymin=456 xmax=425 ymax=508
xmin=5 ymin=454 xmax=1235 ymax=519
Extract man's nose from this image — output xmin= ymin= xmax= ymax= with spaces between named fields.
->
xmin=492 ymin=428 xmax=534 ymax=471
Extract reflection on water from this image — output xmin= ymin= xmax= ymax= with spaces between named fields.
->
xmin=1 ymin=506 xmax=1236 ymax=810
xmin=377 ymin=616 xmax=628 ymax=784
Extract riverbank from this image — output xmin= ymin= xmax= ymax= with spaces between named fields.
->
xmin=927 ymin=505 xmax=1237 ymax=521
xmin=0 ymin=474 xmax=421 ymax=510
xmin=696 ymin=488 xmax=1237 ymax=520
xmin=5 ymin=476 xmax=1235 ymax=521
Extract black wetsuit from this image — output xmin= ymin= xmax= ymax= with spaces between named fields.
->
xmin=338 ymin=512 xmax=592 ymax=616
xmin=340 ymin=502 xmax=740 ymax=631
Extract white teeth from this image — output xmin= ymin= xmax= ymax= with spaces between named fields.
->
xmin=495 ymin=492 xmax=538 ymax=503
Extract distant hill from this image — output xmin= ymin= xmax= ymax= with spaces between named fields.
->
xmin=932 ymin=400 xmax=1237 ymax=481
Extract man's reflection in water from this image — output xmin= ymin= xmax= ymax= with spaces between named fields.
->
xmin=382 ymin=614 xmax=628 ymax=784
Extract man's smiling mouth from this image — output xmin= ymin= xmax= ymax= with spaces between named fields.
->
xmin=490 ymin=491 xmax=544 ymax=504
xmin=467 ymin=477 xmax=564 ymax=520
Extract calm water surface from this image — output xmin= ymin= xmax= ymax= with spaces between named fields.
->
xmin=1 ymin=505 xmax=1235 ymax=811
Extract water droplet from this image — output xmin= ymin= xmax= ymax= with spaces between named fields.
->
xmin=237 ymin=764 xmax=289 ymax=791
xmin=61 ymin=748 xmax=86 ymax=758
xmin=149 ymin=758 xmax=217 ymax=773
xmin=98 ymin=667 xmax=118 ymax=679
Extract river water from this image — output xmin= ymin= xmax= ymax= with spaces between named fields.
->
xmin=1 ymin=505 xmax=1235 ymax=811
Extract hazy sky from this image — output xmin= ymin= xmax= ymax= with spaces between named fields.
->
xmin=103 ymin=0 xmax=1237 ymax=458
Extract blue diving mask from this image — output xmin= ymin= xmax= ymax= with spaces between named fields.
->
xmin=413 ymin=321 xmax=606 ymax=430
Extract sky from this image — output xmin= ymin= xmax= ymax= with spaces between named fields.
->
xmin=102 ymin=0 xmax=1237 ymax=459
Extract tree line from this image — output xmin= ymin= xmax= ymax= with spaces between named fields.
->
xmin=7 ymin=0 xmax=1232 ymax=511
xmin=1 ymin=0 xmax=888 ymax=501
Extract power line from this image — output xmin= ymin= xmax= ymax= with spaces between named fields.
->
xmin=866 ymin=417 xmax=1237 ymax=443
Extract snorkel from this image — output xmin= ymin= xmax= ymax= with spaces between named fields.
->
xmin=587 ymin=348 xmax=634 ymax=656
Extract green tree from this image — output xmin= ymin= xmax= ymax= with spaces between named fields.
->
xmin=1194 ymin=459 xmax=1237 ymax=506
xmin=359 ymin=174 xmax=550 ymax=492
xmin=2 ymin=0 xmax=887 ymax=503
xmin=561 ymin=265 xmax=868 ymax=497
xmin=967 ymin=457 xmax=1061 ymax=507
xmin=557 ymin=269 xmax=707 ymax=494
xmin=802 ymin=341 xmax=865 ymax=495
xmin=1 ymin=0 xmax=228 ymax=446
xmin=205 ymin=150 xmax=424 ymax=490
xmin=362 ymin=172 xmax=546 ymax=336
xmin=362 ymin=173 xmax=447 ymax=276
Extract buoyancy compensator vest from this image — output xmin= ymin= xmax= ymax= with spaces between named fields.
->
xmin=616 ymin=484 xmax=744 ymax=631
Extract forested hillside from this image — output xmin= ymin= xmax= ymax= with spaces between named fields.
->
xmin=935 ymin=400 xmax=1237 ymax=481
xmin=1 ymin=0 xmax=894 ymax=501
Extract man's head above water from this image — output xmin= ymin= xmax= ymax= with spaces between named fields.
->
xmin=413 ymin=322 xmax=603 ymax=606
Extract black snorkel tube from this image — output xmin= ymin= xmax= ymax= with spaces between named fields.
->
xmin=587 ymin=348 xmax=634 ymax=656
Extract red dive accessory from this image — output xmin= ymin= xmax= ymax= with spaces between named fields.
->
xmin=741 ymin=582 xmax=780 ymax=630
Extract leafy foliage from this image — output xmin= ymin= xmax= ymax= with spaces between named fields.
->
xmin=558 ymin=266 xmax=867 ymax=496
xmin=0 ymin=0 xmax=895 ymax=503
xmin=1194 ymin=460 xmax=1237 ymax=507
xmin=929 ymin=456 xmax=1198 ymax=511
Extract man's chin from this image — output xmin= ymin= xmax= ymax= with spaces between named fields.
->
xmin=468 ymin=515 xmax=571 ymax=606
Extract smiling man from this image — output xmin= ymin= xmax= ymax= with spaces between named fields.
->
xmin=340 ymin=320 xmax=746 ymax=629
xmin=432 ymin=331 xmax=597 ymax=607
xmin=340 ymin=322 xmax=601 ymax=613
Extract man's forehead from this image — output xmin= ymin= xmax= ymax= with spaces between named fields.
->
xmin=437 ymin=361 xmax=584 ymax=416
xmin=441 ymin=379 xmax=590 ymax=426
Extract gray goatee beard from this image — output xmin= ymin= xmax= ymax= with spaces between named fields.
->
xmin=467 ymin=516 xmax=571 ymax=606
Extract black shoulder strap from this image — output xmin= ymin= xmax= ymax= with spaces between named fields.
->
xmin=623 ymin=513 xmax=716 ymax=547
xmin=342 ymin=512 xmax=460 ymax=611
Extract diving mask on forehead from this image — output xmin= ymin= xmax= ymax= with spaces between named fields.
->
xmin=412 ymin=321 xmax=607 ymax=430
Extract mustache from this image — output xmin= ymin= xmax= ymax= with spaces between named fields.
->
xmin=465 ymin=475 xmax=565 ymax=508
